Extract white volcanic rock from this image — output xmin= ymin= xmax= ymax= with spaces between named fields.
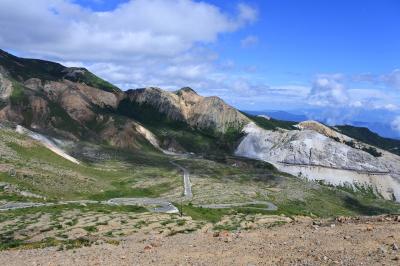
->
xmin=16 ymin=125 xmax=80 ymax=164
xmin=236 ymin=122 xmax=400 ymax=200
xmin=0 ymin=70 xmax=13 ymax=100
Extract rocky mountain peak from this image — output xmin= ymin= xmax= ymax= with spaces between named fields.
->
xmin=124 ymin=86 xmax=250 ymax=133
xmin=175 ymin=87 xmax=197 ymax=96
xmin=297 ymin=120 xmax=344 ymax=140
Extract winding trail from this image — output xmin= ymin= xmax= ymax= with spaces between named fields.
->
xmin=0 ymin=154 xmax=277 ymax=213
xmin=199 ymin=201 xmax=278 ymax=211
xmin=170 ymin=160 xmax=192 ymax=199
xmin=0 ymin=199 xmax=178 ymax=213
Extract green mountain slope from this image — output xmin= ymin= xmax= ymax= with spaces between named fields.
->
xmin=336 ymin=125 xmax=400 ymax=155
xmin=0 ymin=49 xmax=120 ymax=93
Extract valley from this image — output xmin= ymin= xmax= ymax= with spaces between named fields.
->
xmin=0 ymin=50 xmax=400 ymax=263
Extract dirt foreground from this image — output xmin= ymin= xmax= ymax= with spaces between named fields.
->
xmin=1 ymin=215 xmax=400 ymax=266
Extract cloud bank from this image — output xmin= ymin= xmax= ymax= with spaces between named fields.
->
xmin=0 ymin=0 xmax=257 ymax=60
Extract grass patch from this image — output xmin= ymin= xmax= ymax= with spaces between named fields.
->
xmin=179 ymin=205 xmax=231 ymax=223
xmin=88 ymin=181 xmax=175 ymax=201
xmin=83 ymin=226 xmax=98 ymax=233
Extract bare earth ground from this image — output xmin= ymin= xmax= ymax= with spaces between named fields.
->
xmin=1 ymin=215 xmax=400 ymax=265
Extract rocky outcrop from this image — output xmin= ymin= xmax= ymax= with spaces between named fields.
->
xmin=125 ymin=87 xmax=251 ymax=133
xmin=297 ymin=120 xmax=351 ymax=142
xmin=235 ymin=122 xmax=400 ymax=200
xmin=0 ymin=70 xmax=12 ymax=100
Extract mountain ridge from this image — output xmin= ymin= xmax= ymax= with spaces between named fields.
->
xmin=1 ymin=49 xmax=400 ymax=201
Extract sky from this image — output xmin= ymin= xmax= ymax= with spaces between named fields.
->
xmin=0 ymin=0 xmax=400 ymax=136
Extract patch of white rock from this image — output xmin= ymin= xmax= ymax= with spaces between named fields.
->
xmin=235 ymin=121 xmax=400 ymax=201
xmin=16 ymin=125 xmax=80 ymax=164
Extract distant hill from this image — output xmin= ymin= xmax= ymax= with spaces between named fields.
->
xmin=349 ymin=121 xmax=400 ymax=140
xmin=335 ymin=125 xmax=400 ymax=156
xmin=245 ymin=110 xmax=308 ymax=122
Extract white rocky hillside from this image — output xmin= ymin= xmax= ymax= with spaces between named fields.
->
xmin=235 ymin=120 xmax=400 ymax=201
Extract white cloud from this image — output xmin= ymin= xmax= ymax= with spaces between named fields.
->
xmin=0 ymin=0 xmax=257 ymax=60
xmin=237 ymin=3 xmax=258 ymax=24
xmin=0 ymin=0 xmax=265 ymax=106
xmin=382 ymin=69 xmax=400 ymax=90
xmin=308 ymin=74 xmax=348 ymax=106
xmin=241 ymin=35 xmax=259 ymax=48
xmin=391 ymin=116 xmax=400 ymax=134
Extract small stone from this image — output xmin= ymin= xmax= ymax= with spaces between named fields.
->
xmin=151 ymin=241 xmax=161 ymax=248
xmin=330 ymin=224 xmax=336 ymax=228
xmin=379 ymin=246 xmax=386 ymax=254
xmin=224 ymin=237 xmax=232 ymax=243
xmin=344 ymin=235 xmax=351 ymax=240
xmin=144 ymin=245 xmax=152 ymax=251
xmin=220 ymin=231 xmax=230 ymax=237
xmin=393 ymin=256 xmax=400 ymax=261
xmin=312 ymin=225 xmax=319 ymax=230
xmin=392 ymin=243 xmax=399 ymax=251
xmin=213 ymin=231 xmax=220 ymax=237
xmin=366 ymin=225 xmax=374 ymax=231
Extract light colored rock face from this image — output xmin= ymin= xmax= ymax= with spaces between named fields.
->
xmin=99 ymin=119 xmax=163 ymax=151
xmin=0 ymin=71 xmax=12 ymax=100
xmin=30 ymin=96 xmax=50 ymax=127
xmin=297 ymin=120 xmax=351 ymax=142
xmin=127 ymin=87 xmax=251 ymax=132
xmin=236 ymin=122 xmax=400 ymax=200
xmin=0 ymin=71 xmax=120 ymax=128
xmin=15 ymin=125 xmax=80 ymax=164
xmin=36 ymin=80 xmax=119 ymax=124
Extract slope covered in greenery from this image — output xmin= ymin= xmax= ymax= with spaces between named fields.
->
xmin=336 ymin=125 xmax=400 ymax=155
xmin=0 ymin=49 xmax=119 ymax=93
xmin=242 ymin=112 xmax=297 ymax=130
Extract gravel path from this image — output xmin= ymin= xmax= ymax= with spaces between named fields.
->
xmin=1 ymin=157 xmax=278 ymax=214
xmin=170 ymin=160 xmax=192 ymax=199
xmin=0 ymin=199 xmax=179 ymax=213
xmin=200 ymin=201 xmax=278 ymax=211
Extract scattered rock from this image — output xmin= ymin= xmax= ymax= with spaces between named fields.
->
xmin=379 ymin=246 xmax=386 ymax=254
xmin=392 ymin=243 xmax=399 ymax=251
xmin=336 ymin=216 xmax=348 ymax=223
xmin=224 ymin=237 xmax=232 ymax=243
xmin=150 ymin=241 xmax=161 ymax=248
xmin=312 ymin=221 xmax=321 ymax=226
xmin=366 ymin=225 xmax=374 ymax=231
xmin=220 ymin=231 xmax=230 ymax=237
xmin=144 ymin=245 xmax=152 ymax=251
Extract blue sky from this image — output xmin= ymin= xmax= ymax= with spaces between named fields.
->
xmin=0 ymin=0 xmax=400 ymax=136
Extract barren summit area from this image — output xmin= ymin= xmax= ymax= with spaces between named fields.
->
xmin=1 ymin=215 xmax=400 ymax=265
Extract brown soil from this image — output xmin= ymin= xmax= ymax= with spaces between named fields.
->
xmin=1 ymin=215 xmax=400 ymax=265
